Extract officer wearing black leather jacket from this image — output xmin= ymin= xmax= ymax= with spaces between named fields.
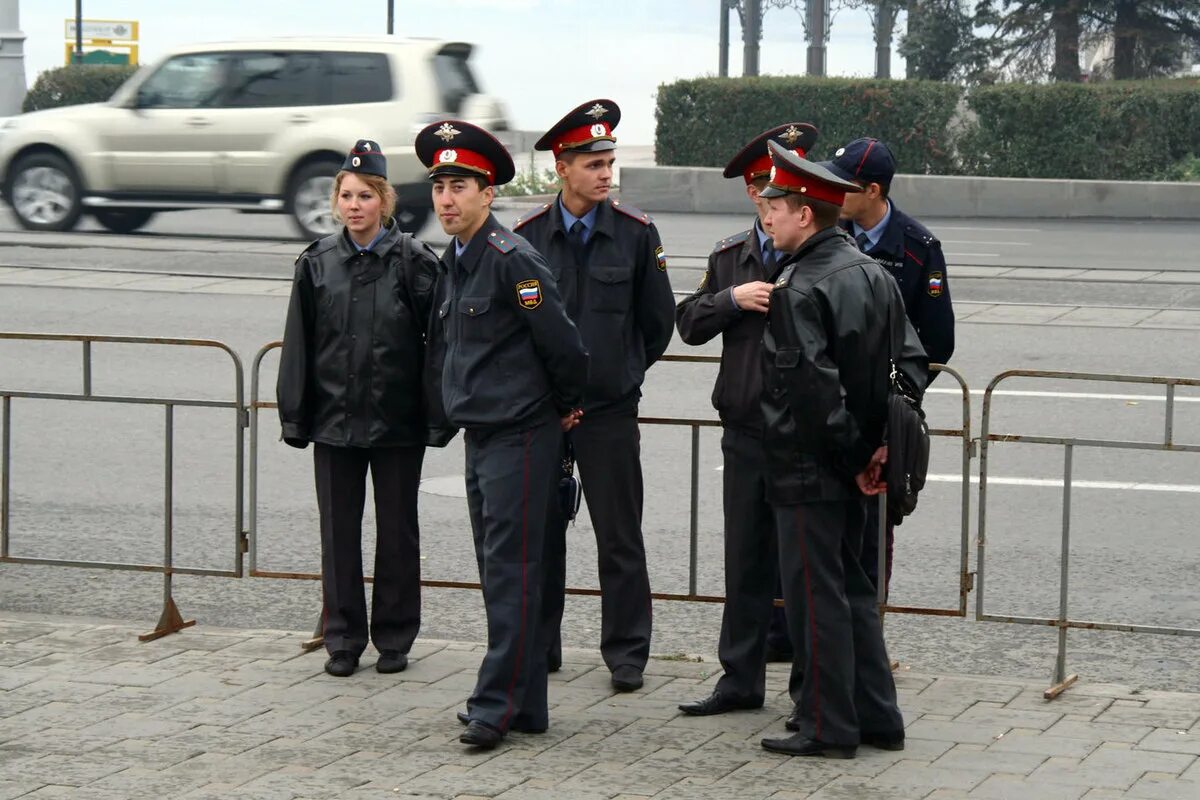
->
xmin=513 ymin=99 xmax=675 ymax=693
xmin=757 ymin=143 xmax=910 ymax=760
xmin=277 ymin=140 xmax=439 ymax=680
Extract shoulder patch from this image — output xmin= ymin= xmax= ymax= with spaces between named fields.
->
xmin=611 ymin=199 xmax=652 ymax=226
xmin=487 ymin=230 xmax=517 ymax=254
xmin=516 ymin=279 xmax=542 ymax=309
xmin=513 ymin=203 xmax=551 ymax=231
xmin=711 ymin=229 xmax=752 ymax=255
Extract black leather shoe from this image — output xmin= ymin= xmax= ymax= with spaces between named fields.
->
xmin=375 ymin=651 xmax=408 ymax=674
xmin=761 ymin=733 xmax=855 ymax=759
xmin=611 ymin=665 xmax=643 ymax=692
xmin=460 ymin=720 xmax=503 ymax=749
xmin=764 ymin=646 xmax=794 ymax=663
xmin=678 ymin=691 xmax=762 ymax=716
xmin=861 ymin=730 xmax=906 ymax=751
xmin=457 ymin=711 xmax=545 ymax=735
xmin=324 ymin=651 xmax=358 ymax=677
xmin=548 ymin=651 xmax=562 ymax=673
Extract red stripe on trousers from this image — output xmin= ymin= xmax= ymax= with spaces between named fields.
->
xmin=796 ymin=506 xmax=822 ymax=741
xmin=501 ymin=430 xmax=532 ymax=729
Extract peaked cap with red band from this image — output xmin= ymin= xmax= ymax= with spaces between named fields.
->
xmin=759 ymin=140 xmax=862 ymax=206
xmin=534 ymin=99 xmax=620 ymax=156
xmin=415 ymin=120 xmax=515 ymax=186
xmin=722 ymin=122 xmax=819 ymax=185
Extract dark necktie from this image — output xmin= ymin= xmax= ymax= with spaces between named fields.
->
xmin=763 ymin=238 xmax=777 ymax=268
xmin=855 ymin=231 xmax=871 ymax=253
xmin=568 ymin=220 xmax=587 ymax=263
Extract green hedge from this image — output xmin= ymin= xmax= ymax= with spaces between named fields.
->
xmin=655 ymin=76 xmax=1200 ymax=181
xmin=23 ymin=65 xmax=139 ymax=113
xmin=959 ymin=80 xmax=1200 ymax=181
xmin=655 ymin=77 xmax=963 ymax=175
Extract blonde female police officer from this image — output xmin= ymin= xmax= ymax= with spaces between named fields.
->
xmin=277 ymin=139 xmax=440 ymax=679
xmin=416 ymin=120 xmax=587 ymax=749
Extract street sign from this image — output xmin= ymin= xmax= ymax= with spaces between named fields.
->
xmin=64 ymin=19 xmax=139 ymax=42
xmin=62 ymin=44 xmax=136 ymax=66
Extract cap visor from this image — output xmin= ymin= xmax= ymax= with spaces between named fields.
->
xmin=758 ymin=184 xmax=788 ymax=199
xmin=818 ymin=160 xmax=856 ymax=183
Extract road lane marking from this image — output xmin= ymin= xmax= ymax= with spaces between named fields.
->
xmin=933 ymin=226 xmax=1043 ymax=233
xmin=927 ymin=388 xmax=1200 ymax=403
xmin=941 ymin=241 xmax=1032 ymax=246
xmin=926 ymin=474 xmax=1200 ymax=494
xmin=943 ymin=252 xmax=1001 ymax=258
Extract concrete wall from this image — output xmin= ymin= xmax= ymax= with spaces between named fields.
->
xmin=620 ymin=166 xmax=1200 ymax=220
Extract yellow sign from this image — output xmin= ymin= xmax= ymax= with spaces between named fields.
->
xmin=64 ymin=42 xmax=139 ymax=66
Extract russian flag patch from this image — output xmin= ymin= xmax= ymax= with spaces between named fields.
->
xmin=655 ymin=245 xmax=667 ymax=271
xmin=516 ymin=279 xmax=542 ymax=309
xmin=927 ymin=271 xmax=944 ymax=297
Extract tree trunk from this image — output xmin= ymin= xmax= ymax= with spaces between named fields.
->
xmin=876 ymin=1 xmax=897 ymax=79
xmin=1112 ymin=0 xmax=1138 ymax=80
xmin=1051 ymin=0 xmax=1081 ymax=81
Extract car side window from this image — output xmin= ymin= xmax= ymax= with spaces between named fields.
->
xmin=225 ymin=51 xmax=325 ymax=108
xmin=327 ymin=52 xmax=395 ymax=104
xmin=136 ymin=53 xmax=231 ymax=109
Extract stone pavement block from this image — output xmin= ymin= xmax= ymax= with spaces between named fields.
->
xmin=154 ymin=697 xmax=272 ymax=727
xmin=641 ymin=677 xmax=706 ymax=704
xmin=491 ymin=782 xmax=612 ymax=800
xmin=83 ymin=641 xmax=189 ymax=664
xmin=159 ymin=751 xmax=275 ymax=788
xmin=1136 ymin=728 xmax=1200 ymax=756
xmin=4 ymin=698 xmax=124 ymax=729
xmin=986 ymin=729 xmax=1101 ymax=758
xmin=964 ymin=304 xmax=1073 ymax=325
xmin=925 ymin=792 xmax=972 ymax=800
xmin=1126 ymin=773 xmax=1200 ymax=799
xmin=1004 ymin=689 xmax=1114 ymax=717
xmin=932 ymin=743 xmax=1049 ymax=774
xmin=86 ymin=765 xmax=212 ymax=798
xmin=90 ymin=737 xmax=206 ymax=769
xmin=77 ymin=710 xmax=196 ymax=739
xmin=896 ymin=689 xmax=977 ymax=718
xmin=919 ymin=677 xmax=1026 ymax=705
xmin=1 ymin=752 xmax=126 ymax=785
xmin=12 ymin=726 xmax=121 ymax=754
xmin=807 ymin=775 xmax=925 ymax=799
xmin=64 ymin=661 xmax=180 ymax=688
xmin=1045 ymin=719 xmax=1154 ymax=744
xmin=1048 ymin=307 xmax=1160 ymax=327
xmin=162 ymin=723 xmax=279 ymax=755
xmin=15 ymin=786 xmax=129 ymax=799
xmin=1028 ymin=744 xmax=1195 ymax=790
xmin=873 ymin=760 xmax=992 ymax=793
xmin=228 ymin=707 xmax=350 ymax=740
xmin=588 ymin=696 xmax=686 ymax=721
xmin=0 ymin=780 xmax=41 ymax=800
xmin=954 ymin=701 xmax=1064 ymax=731
xmin=645 ymin=657 xmax=718 ymax=679
xmin=1094 ymin=705 xmax=1200 ymax=731
xmin=968 ymin=775 xmax=1088 ymax=799
xmin=6 ymin=678 xmax=117 ymax=705
xmin=236 ymin=764 xmax=369 ymax=797
xmin=906 ymin=718 xmax=1009 ymax=745
xmin=235 ymin=736 xmax=359 ymax=769
xmin=365 ymin=683 xmax=467 ymax=711
xmin=1079 ymin=743 xmax=1195 ymax=775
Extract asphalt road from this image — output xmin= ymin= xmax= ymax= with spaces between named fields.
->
xmin=1 ymin=208 xmax=1199 ymax=694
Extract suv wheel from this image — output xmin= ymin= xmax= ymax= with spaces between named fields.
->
xmin=393 ymin=204 xmax=432 ymax=234
xmin=93 ymin=209 xmax=156 ymax=234
xmin=8 ymin=152 xmax=83 ymax=232
xmin=287 ymin=160 xmax=339 ymax=241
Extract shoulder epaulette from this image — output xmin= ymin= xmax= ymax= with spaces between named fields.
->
xmin=903 ymin=221 xmax=938 ymax=248
xmin=712 ymin=229 xmax=752 ymax=255
xmin=611 ymin=199 xmax=652 ymax=226
xmin=487 ymin=230 xmax=517 ymax=254
xmin=513 ymin=203 xmax=552 ymax=231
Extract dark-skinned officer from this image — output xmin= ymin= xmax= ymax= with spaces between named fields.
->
xmin=277 ymin=139 xmax=438 ymax=679
xmin=514 ymin=99 xmax=675 ymax=693
xmin=757 ymin=142 xmax=908 ymax=759
xmin=416 ymin=120 xmax=588 ymax=750
xmin=827 ymin=137 xmax=955 ymax=597
xmin=674 ymin=123 xmax=819 ymax=717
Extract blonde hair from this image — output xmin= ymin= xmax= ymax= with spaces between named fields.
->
xmin=330 ymin=170 xmax=397 ymax=225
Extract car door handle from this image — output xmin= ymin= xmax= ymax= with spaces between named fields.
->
xmin=288 ymin=114 xmax=312 ymax=125
xmin=185 ymin=117 xmax=213 ymax=127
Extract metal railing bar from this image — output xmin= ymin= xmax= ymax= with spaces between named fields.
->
xmin=0 ymin=556 xmax=236 ymax=577
xmin=0 ymin=391 xmax=238 ymax=410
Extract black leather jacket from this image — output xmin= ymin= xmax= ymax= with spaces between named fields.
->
xmin=514 ymin=196 xmax=675 ymax=417
xmin=425 ymin=213 xmax=588 ymax=434
xmin=762 ymin=226 xmax=926 ymax=505
xmin=276 ymin=222 xmax=438 ymax=449
xmin=675 ymin=219 xmax=781 ymax=435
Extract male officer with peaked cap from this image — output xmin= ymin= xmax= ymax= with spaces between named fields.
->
xmin=826 ymin=137 xmax=954 ymax=597
xmin=514 ymin=99 xmax=675 ymax=693
xmin=416 ymin=120 xmax=588 ymax=749
xmin=674 ymin=123 xmax=819 ymax=718
xmin=756 ymin=141 xmax=909 ymax=759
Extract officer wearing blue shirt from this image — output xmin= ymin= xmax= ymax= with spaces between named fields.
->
xmin=827 ymin=138 xmax=954 ymax=372
xmin=825 ymin=137 xmax=955 ymax=598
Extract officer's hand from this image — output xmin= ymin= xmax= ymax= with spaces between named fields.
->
xmin=733 ymin=281 xmax=774 ymax=313
xmin=560 ymin=408 xmax=583 ymax=432
xmin=855 ymin=446 xmax=888 ymax=496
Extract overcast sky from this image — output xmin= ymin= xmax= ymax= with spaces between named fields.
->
xmin=17 ymin=0 xmax=907 ymax=144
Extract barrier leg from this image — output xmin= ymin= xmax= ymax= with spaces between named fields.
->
xmin=300 ymin=610 xmax=324 ymax=652
xmin=1044 ymin=443 xmax=1078 ymax=699
xmin=140 ymin=404 xmax=194 ymax=642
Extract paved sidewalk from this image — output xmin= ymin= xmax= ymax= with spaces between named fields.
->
xmin=2 ymin=613 xmax=1199 ymax=800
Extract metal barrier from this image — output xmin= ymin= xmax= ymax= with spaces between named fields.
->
xmin=976 ymin=370 xmax=1200 ymax=698
xmin=0 ymin=332 xmax=247 ymax=641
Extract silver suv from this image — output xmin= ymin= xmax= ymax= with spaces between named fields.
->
xmin=0 ymin=37 xmax=507 ymax=238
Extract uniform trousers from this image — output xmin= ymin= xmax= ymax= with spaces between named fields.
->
xmin=464 ymin=416 xmax=559 ymax=733
xmin=715 ymin=428 xmax=801 ymax=703
xmin=543 ymin=412 xmax=652 ymax=672
xmin=774 ymin=497 xmax=904 ymax=746
xmin=313 ymin=443 xmax=424 ymax=658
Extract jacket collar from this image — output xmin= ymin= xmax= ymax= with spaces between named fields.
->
xmin=552 ymin=193 xmax=616 ymax=243
xmin=779 ymin=225 xmax=845 ymax=269
xmin=452 ymin=212 xmax=502 ymax=274
xmin=839 ymin=209 xmax=903 ymax=259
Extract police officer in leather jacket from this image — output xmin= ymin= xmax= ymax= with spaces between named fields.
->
xmin=277 ymin=139 xmax=439 ymax=680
